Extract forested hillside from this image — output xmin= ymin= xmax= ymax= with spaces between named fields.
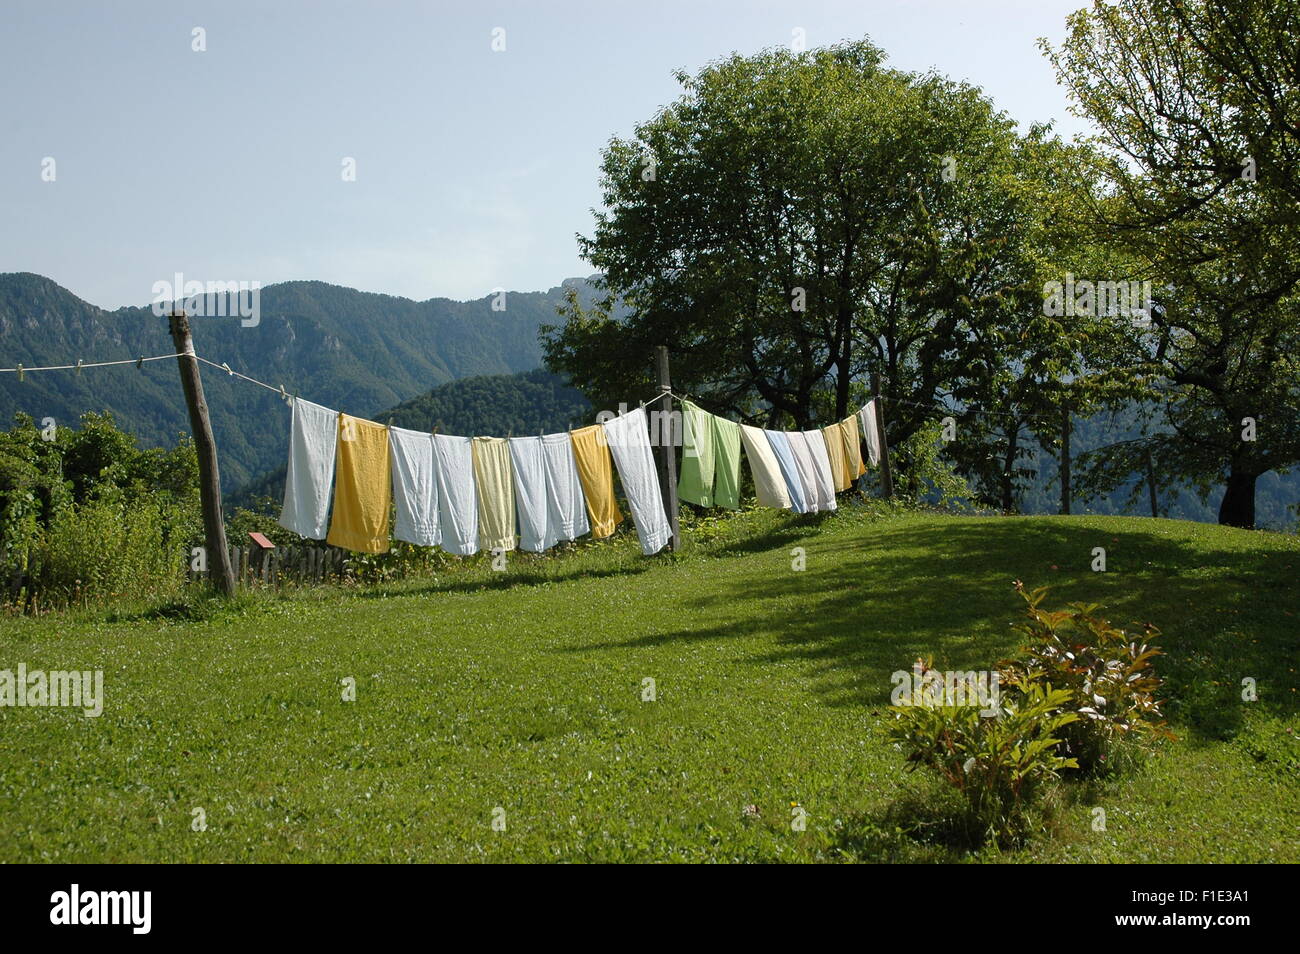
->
xmin=0 ymin=273 xmax=597 ymax=485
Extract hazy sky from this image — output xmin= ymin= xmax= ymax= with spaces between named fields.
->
xmin=1 ymin=0 xmax=1092 ymax=308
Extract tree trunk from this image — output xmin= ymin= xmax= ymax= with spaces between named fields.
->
xmin=1000 ymin=427 xmax=1020 ymax=513
xmin=1218 ymin=469 xmax=1258 ymax=529
xmin=834 ymin=305 xmax=852 ymax=419
xmin=1059 ymin=403 xmax=1071 ymax=516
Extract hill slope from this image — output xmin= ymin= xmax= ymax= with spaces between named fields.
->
xmin=0 ymin=509 xmax=1294 ymax=862
xmin=0 ymin=273 xmax=596 ymax=486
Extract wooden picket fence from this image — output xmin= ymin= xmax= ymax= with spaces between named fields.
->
xmin=190 ymin=545 xmax=348 ymax=588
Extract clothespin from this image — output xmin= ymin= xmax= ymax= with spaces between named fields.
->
xmin=136 ymin=355 xmax=144 ymax=370
xmin=279 ymin=384 xmax=289 ymax=404
xmin=75 ymin=359 xmax=83 ymax=376
xmin=16 ymin=364 xmax=24 ymax=382
xmin=221 ymin=362 xmax=233 ymax=375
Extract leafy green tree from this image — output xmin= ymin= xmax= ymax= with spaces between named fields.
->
xmin=1044 ymin=0 xmax=1300 ymax=527
xmin=936 ymin=131 xmax=1146 ymax=511
xmin=545 ymin=40 xmax=1123 ymax=510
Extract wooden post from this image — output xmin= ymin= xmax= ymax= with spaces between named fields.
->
xmin=654 ymin=345 xmax=680 ymax=552
xmin=1060 ymin=402 xmax=1072 ymax=516
xmin=1145 ymin=448 xmax=1159 ymax=518
xmin=870 ymin=369 xmax=894 ymax=498
xmin=169 ymin=311 xmax=236 ymax=596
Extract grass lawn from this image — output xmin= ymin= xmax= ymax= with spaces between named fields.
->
xmin=1 ymin=505 xmax=1296 ymax=862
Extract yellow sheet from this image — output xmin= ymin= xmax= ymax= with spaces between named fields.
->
xmin=569 ymin=424 xmax=623 ymax=538
xmin=822 ymin=423 xmax=852 ymax=492
xmin=841 ymin=414 xmax=867 ymax=477
xmin=326 ymin=414 xmax=391 ymax=553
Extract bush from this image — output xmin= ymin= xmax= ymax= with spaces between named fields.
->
xmin=886 ymin=671 xmax=1078 ymax=846
xmin=1000 ymin=582 xmax=1175 ymax=775
xmin=892 ymin=420 xmax=977 ymax=512
xmin=37 ymin=486 xmax=200 ymax=609
xmin=0 ymin=412 xmax=202 ymax=612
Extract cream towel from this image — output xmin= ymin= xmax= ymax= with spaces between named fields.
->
xmin=472 ymin=436 xmax=517 ymax=552
xmin=739 ymin=424 xmax=791 ymax=509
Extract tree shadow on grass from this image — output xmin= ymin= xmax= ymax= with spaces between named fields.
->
xmin=347 ymin=561 xmax=654 ymax=600
xmin=563 ymin=517 xmax=1299 ymax=740
xmin=698 ymin=510 xmax=837 ymax=557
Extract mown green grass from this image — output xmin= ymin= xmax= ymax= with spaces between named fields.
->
xmin=1 ymin=505 xmax=1296 ymax=862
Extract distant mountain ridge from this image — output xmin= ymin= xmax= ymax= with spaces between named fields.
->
xmin=0 ymin=272 xmax=598 ymax=486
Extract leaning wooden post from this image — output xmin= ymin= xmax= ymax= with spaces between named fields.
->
xmin=654 ymin=345 xmax=680 ymax=552
xmin=1059 ymin=401 xmax=1072 ymax=516
xmin=169 ymin=311 xmax=237 ymax=596
xmin=873 ymin=395 xmax=894 ymax=504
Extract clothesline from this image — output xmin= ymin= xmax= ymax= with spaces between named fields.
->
xmin=279 ymin=394 xmax=675 ymax=558
xmin=0 ymin=352 xmax=186 ymax=378
xmin=641 ymin=385 xmax=1062 ymax=433
xmin=194 ymin=355 xmax=294 ymax=399
xmin=182 ymin=355 xmax=882 ymax=493
xmin=0 ymin=342 xmax=1054 ymax=436
xmin=0 ymin=345 xmax=879 ymax=557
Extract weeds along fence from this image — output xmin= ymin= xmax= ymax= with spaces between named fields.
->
xmin=189 ymin=545 xmax=348 ymax=588
xmin=4 ymin=544 xmax=353 ymax=614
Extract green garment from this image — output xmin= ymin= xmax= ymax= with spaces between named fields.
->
xmin=678 ymin=400 xmax=716 ymax=506
xmin=678 ymin=400 xmax=742 ymax=510
xmin=711 ymin=416 xmax=742 ymax=509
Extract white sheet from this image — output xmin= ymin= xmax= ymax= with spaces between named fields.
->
xmin=278 ymin=397 xmax=338 ymax=539
xmin=541 ymin=432 xmax=589 ymax=543
xmin=602 ymin=407 xmax=671 ymax=555
xmin=860 ymin=399 xmax=882 ymax=467
xmin=508 ymin=436 xmax=551 ymax=552
xmin=803 ymin=429 xmax=839 ymax=511
xmin=434 ymin=433 xmax=479 ymax=556
xmin=764 ymin=429 xmax=809 ymax=513
xmin=389 ymin=426 xmax=440 ymax=547
xmin=785 ymin=430 xmax=824 ymax=513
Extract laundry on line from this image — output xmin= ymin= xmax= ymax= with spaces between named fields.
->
xmin=275 ymin=393 xmax=886 ymax=558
